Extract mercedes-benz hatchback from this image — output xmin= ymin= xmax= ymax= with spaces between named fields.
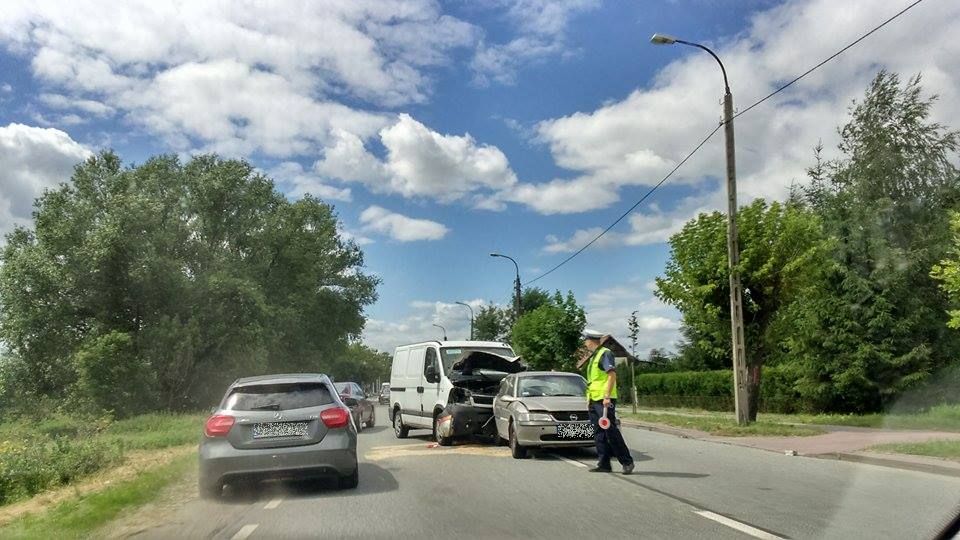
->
xmin=198 ymin=373 xmax=358 ymax=498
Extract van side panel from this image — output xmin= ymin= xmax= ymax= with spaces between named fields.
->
xmin=389 ymin=348 xmax=410 ymax=420
xmin=403 ymin=346 xmax=428 ymax=427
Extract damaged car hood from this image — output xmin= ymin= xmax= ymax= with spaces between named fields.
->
xmin=448 ymin=351 xmax=526 ymax=388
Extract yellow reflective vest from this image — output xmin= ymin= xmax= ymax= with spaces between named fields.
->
xmin=586 ymin=346 xmax=617 ymax=401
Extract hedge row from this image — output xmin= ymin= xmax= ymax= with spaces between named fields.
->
xmin=629 ymin=367 xmax=805 ymax=414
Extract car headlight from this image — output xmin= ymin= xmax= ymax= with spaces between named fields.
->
xmin=517 ymin=412 xmax=554 ymax=423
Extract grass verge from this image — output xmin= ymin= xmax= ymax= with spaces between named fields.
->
xmin=0 ymin=452 xmax=193 ymax=539
xmin=623 ymin=403 xmax=960 ymax=432
xmin=622 ymin=412 xmax=824 ymax=437
xmin=868 ymin=440 xmax=960 ymax=461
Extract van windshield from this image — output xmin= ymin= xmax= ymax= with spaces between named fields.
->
xmin=440 ymin=347 xmax=514 ymax=374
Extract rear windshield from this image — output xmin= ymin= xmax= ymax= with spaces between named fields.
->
xmin=222 ymin=383 xmax=334 ymax=411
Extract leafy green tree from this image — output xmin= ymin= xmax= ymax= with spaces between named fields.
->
xmin=520 ymin=287 xmax=551 ymax=314
xmin=656 ymin=199 xmax=827 ymax=419
xmin=474 ymin=304 xmax=508 ymax=341
xmin=510 ymin=291 xmax=586 ymax=371
xmin=931 ymin=212 xmax=960 ymax=329
xmin=788 ymin=72 xmax=960 ymax=412
xmin=0 ymin=152 xmax=379 ymax=413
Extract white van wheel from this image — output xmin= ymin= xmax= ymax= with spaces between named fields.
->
xmin=394 ymin=410 xmax=409 ymax=439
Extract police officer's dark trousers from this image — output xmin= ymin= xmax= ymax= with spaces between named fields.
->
xmin=588 ymin=399 xmax=633 ymax=469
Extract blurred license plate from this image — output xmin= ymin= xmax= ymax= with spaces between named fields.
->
xmin=253 ymin=421 xmax=308 ymax=439
xmin=556 ymin=422 xmax=594 ymax=439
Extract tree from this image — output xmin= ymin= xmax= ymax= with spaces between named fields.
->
xmin=326 ymin=343 xmax=392 ymax=387
xmin=0 ymin=152 xmax=379 ymax=413
xmin=510 ymin=291 xmax=586 ymax=372
xmin=931 ymin=212 xmax=960 ymax=329
xmin=627 ymin=311 xmax=639 ymax=357
xmin=520 ymin=287 xmax=552 ymax=314
xmin=474 ymin=304 xmax=508 ymax=341
xmin=788 ymin=72 xmax=960 ymax=412
xmin=656 ymin=199 xmax=827 ymax=419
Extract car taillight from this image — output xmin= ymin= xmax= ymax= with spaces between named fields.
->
xmin=204 ymin=414 xmax=235 ymax=437
xmin=320 ymin=407 xmax=350 ymax=429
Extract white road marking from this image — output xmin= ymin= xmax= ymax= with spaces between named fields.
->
xmin=694 ymin=511 xmax=785 ymax=540
xmin=231 ymin=524 xmax=259 ymax=540
xmin=264 ymin=498 xmax=283 ymax=509
xmin=555 ymin=455 xmax=588 ymax=468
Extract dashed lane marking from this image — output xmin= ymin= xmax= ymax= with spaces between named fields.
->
xmin=231 ymin=524 xmax=259 ymax=540
xmin=264 ymin=498 xmax=282 ymax=510
xmin=694 ymin=511 xmax=786 ymax=540
xmin=556 ymin=455 xmax=589 ymax=468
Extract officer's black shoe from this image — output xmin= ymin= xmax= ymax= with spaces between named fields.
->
xmin=622 ymin=463 xmax=635 ymax=475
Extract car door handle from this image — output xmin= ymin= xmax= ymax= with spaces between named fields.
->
xmin=416 ymin=386 xmax=424 ymax=394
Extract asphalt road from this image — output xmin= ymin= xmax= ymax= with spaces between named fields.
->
xmin=141 ymin=406 xmax=960 ymax=539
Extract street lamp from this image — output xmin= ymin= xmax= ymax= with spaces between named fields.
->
xmin=455 ymin=301 xmax=475 ymax=340
xmin=651 ymin=33 xmax=750 ymax=425
xmin=489 ymin=253 xmax=522 ymax=318
xmin=432 ymin=323 xmax=447 ymax=341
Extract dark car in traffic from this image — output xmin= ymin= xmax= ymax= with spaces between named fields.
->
xmin=198 ymin=373 xmax=359 ymax=498
xmin=334 ymin=382 xmax=376 ymax=431
xmin=378 ymin=382 xmax=390 ymax=405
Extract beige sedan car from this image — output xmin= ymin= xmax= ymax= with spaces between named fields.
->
xmin=492 ymin=371 xmax=594 ymax=459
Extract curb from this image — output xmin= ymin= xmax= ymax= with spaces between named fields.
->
xmin=620 ymin=419 xmax=960 ymax=478
xmin=811 ymin=452 xmax=960 ymax=478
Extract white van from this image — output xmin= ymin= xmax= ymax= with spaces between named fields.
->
xmin=389 ymin=340 xmax=521 ymax=444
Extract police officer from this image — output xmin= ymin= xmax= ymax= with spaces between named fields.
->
xmin=580 ymin=329 xmax=634 ymax=474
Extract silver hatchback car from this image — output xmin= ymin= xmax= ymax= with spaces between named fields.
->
xmin=198 ymin=373 xmax=358 ymax=498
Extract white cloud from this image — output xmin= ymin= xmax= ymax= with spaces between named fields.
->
xmin=363 ymin=298 xmax=487 ymax=352
xmin=0 ymin=123 xmax=91 ymax=237
xmin=471 ymin=0 xmax=599 ymax=85
xmin=583 ymin=282 xmax=681 ymax=355
xmin=316 ymin=114 xmax=518 ymax=203
xmin=268 ymin=161 xmax=352 ymax=202
xmin=543 ymin=193 xmax=716 ymax=252
xmin=0 ymin=83 xmax=12 ymax=93
xmin=359 ymin=205 xmax=449 ymax=242
xmin=38 ymin=93 xmax=114 ymax=117
xmin=517 ymin=0 xmax=960 ymax=219
xmin=0 ymin=1 xmax=477 ymax=156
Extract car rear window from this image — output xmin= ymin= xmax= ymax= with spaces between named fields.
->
xmin=222 ymin=383 xmax=334 ymax=411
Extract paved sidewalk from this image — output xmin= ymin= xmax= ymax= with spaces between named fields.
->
xmin=620 ymin=417 xmax=960 ymax=477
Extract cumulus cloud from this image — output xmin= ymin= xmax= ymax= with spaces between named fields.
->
xmin=267 ymin=161 xmax=352 ymax=202
xmin=0 ymin=123 xmax=91 ymax=237
xmin=363 ymin=298 xmax=487 ymax=352
xmin=583 ymin=281 xmax=681 ymax=354
xmin=0 ymin=0 xmax=477 ymax=155
xmin=471 ymin=0 xmax=599 ymax=85
xmin=525 ymin=0 xmax=960 ymax=231
xmin=359 ymin=205 xmax=449 ymax=242
xmin=316 ymin=114 xmax=518 ymax=204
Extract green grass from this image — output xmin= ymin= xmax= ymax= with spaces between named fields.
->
xmin=869 ymin=439 xmax=960 ymax=461
xmin=623 ymin=412 xmax=824 ymax=437
xmin=628 ymin=403 xmax=960 ymax=432
xmin=0 ymin=412 xmax=204 ymax=506
xmin=0 ymin=453 xmax=194 ymax=539
xmin=100 ymin=413 xmax=204 ymax=451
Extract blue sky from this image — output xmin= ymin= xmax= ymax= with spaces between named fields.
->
xmin=1 ymin=0 xmax=958 ymax=353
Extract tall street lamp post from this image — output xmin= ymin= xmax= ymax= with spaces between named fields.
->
xmin=432 ymin=323 xmax=447 ymax=341
xmin=455 ymin=301 xmax=475 ymax=340
xmin=490 ymin=253 xmax=522 ymax=319
xmin=651 ymin=33 xmax=750 ymax=425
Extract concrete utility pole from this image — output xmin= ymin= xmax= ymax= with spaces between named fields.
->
xmin=490 ymin=253 xmax=522 ymax=319
xmin=651 ymin=33 xmax=750 ymax=425
xmin=455 ymin=301 xmax=474 ymax=340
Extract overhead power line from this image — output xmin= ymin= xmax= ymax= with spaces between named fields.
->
xmin=525 ymin=0 xmax=926 ymax=285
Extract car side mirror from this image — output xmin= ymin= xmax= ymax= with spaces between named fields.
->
xmin=425 ymin=364 xmax=439 ymax=383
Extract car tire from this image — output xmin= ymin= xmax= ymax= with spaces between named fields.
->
xmin=433 ymin=413 xmax=452 ymax=447
xmin=509 ymin=423 xmax=528 ymax=459
xmin=366 ymin=408 xmax=376 ymax=428
xmin=339 ymin=467 xmax=359 ymax=490
xmin=393 ymin=410 xmax=409 ymax=439
xmin=355 ymin=413 xmax=363 ymax=433
xmin=198 ymin=480 xmax=221 ymax=499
